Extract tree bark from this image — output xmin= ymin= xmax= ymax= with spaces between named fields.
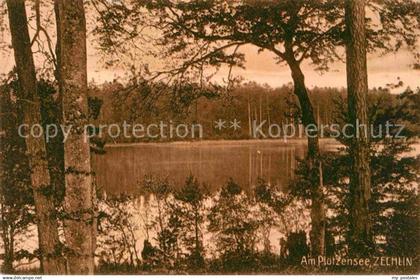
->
xmin=55 ymin=0 xmax=96 ymax=274
xmin=247 ymin=93 xmax=252 ymax=137
xmin=287 ymin=57 xmax=326 ymax=256
xmin=1 ymin=202 xmax=14 ymax=274
xmin=345 ymin=0 xmax=373 ymax=256
xmin=6 ymin=0 xmax=66 ymax=274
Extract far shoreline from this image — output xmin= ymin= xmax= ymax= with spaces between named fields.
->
xmin=102 ymin=137 xmax=339 ymax=147
xmin=96 ymin=137 xmax=419 ymax=156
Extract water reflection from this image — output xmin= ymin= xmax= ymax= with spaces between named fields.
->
xmin=92 ymin=139 xmax=337 ymax=195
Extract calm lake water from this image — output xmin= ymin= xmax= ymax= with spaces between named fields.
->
xmin=17 ymin=139 xmax=418 ymax=270
xmin=91 ymin=139 xmax=339 ymax=195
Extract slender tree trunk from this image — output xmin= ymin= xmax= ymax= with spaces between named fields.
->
xmin=345 ymin=0 xmax=373 ymax=256
xmin=266 ymin=92 xmax=271 ymax=126
xmin=288 ymin=60 xmax=319 ymax=158
xmin=1 ymin=203 xmax=13 ymax=274
xmin=8 ymin=226 xmax=14 ymax=271
xmin=317 ymin=105 xmax=320 ymax=126
xmin=287 ymin=57 xmax=326 ymax=256
xmin=6 ymin=0 xmax=66 ymax=274
xmin=55 ymin=0 xmax=96 ymax=274
xmin=254 ymin=107 xmax=258 ymax=134
xmin=194 ymin=210 xmax=199 ymax=252
xmin=259 ymin=93 xmax=262 ymax=123
xmin=248 ymin=93 xmax=252 ymax=137
xmin=41 ymin=0 xmax=65 ymax=206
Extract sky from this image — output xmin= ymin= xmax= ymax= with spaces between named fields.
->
xmin=1 ymin=36 xmax=418 ymax=91
xmin=0 ymin=9 xmax=418 ymax=92
xmin=211 ymin=45 xmax=419 ymax=90
xmin=82 ymin=44 xmax=419 ymax=91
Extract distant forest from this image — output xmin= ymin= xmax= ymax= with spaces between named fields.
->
xmin=87 ymin=80 xmax=416 ymax=142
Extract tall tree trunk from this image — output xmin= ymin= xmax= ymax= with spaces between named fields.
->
xmin=46 ymin=0 xmax=66 ymax=206
xmin=1 ymin=202 xmax=14 ymax=274
xmin=247 ymin=93 xmax=252 ymax=137
xmin=259 ymin=93 xmax=262 ymax=123
xmin=287 ymin=57 xmax=326 ymax=256
xmin=345 ymin=0 xmax=373 ymax=256
xmin=6 ymin=0 xmax=66 ymax=274
xmin=55 ymin=0 xmax=96 ymax=274
xmin=266 ymin=92 xmax=271 ymax=126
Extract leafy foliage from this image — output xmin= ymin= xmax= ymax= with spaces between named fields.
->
xmin=0 ymin=74 xmax=35 ymax=273
xmin=93 ymin=0 xmax=418 ymax=77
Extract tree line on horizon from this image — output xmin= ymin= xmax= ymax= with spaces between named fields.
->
xmin=87 ymin=79 xmax=415 ymax=142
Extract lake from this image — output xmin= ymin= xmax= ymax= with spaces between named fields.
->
xmin=16 ymin=139 xmax=418 ymax=270
xmin=91 ymin=139 xmax=340 ymax=195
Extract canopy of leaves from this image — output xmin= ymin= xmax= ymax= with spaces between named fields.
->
xmin=93 ymin=0 xmax=419 ymax=78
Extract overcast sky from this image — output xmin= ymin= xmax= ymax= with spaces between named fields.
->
xmin=1 ymin=25 xmax=418 ymax=91
xmin=80 ymin=44 xmax=418 ymax=91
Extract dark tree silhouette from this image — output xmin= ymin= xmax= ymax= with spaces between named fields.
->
xmin=344 ymin=0 xmax=373 ymax=256
xmin=55 ymin=0 xmax=96 ymax=274
xmin=6 ymin=0 xmax=66 ymax=273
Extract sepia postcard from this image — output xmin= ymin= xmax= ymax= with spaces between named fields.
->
xmin=0 ymin=0 xmax=419 ymax=278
